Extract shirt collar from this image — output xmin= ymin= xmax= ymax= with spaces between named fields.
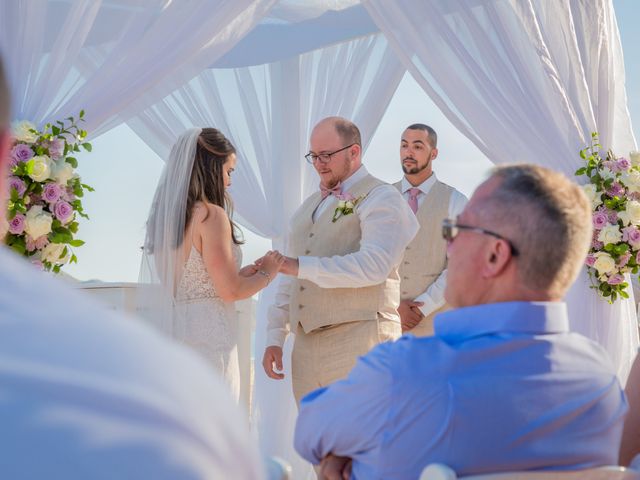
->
xmin=401 ymin=173 xmax=437 ymax=196
xmin=434 ymin=301 xmax=569 ymax=343
xmin=340 ymin=165 xmax=368 ymax=193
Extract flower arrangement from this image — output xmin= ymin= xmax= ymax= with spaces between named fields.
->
xmin=332 ymin=193 xmax=366 ymax=223
xmin=4 ymin=112 xmax=93 ymax=273
xmin=576 ymin=132 xmax=640 ymax=302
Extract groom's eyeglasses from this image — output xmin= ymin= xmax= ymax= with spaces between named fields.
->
xmin=442 ymin=218 xmax=519 ymax=256
xmin=305 ymin=143 xmax=357 ymax=164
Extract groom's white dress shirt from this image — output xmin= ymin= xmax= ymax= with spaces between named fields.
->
xmin=267 ymin=166 xmax=419 ymax=347
xmin=399 ymin=174 xmax=467 ymax=318
xmin=0 ymin=246 xmax=263 ymax=480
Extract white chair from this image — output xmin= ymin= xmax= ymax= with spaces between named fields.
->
xmin=420 ymin=463 xmax=640 ymax=480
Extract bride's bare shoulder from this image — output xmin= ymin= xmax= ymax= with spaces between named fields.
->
xmin=193 ymin=202 xmax=229 ymax=229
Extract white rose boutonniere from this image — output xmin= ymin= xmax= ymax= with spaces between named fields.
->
xmin=332 ymin=193 xmax=366 ymax=223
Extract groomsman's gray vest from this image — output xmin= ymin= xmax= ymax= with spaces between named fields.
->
xmin=289 ymin=174 xmax=400 ymax=333
xmin=394 ymin=179 xmax=453 ymax=336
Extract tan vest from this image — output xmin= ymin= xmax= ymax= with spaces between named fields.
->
xmin=289 ymin=175 xmax=400 ymax=333
xmin=394 ymin=179 xmax=454 ymax=336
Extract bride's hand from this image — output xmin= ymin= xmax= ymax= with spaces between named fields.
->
xmin=238 ymin=264 xmax=259 ymax=277
xmin=259 ymin=250 xmax=285 ymax=276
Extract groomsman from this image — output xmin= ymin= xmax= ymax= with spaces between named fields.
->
xmin=262 ymin=116 xmax=418 ymax=404
xmin=395 ymin=123 xmax=467 ymax=335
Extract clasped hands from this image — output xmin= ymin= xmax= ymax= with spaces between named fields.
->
xmin=248 ymin=250 xmax=299 ymax=277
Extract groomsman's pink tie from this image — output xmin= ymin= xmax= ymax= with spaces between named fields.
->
xmin=320 ymin=182 xmax=343 ymax=200
xmin=408 ymin=187 xmax=421 ymax=214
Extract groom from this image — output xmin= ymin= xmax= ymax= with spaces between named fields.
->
xmin=262 ymin=116 xmax=418 ymax=403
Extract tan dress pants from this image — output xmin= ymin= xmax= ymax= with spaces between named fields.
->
xmin=291 ymin=317 xmax=401 ymax=405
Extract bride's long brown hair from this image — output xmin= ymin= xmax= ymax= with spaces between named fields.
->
xmin=185 ymin=128 xmax=244 ymax=245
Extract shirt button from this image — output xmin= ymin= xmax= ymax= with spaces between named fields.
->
xmin=298 ymin=304 xmax=305 ymax=309
xmin=309 ymin=233 xmax=314 ymax=237
xmin=300 ymin=286 xmax=305 ymax=291
xmin=305 ymin=249 xmax=311 ymax=254
xmin=404 ymin=261 xmax=409 ymax=265
xmin=402 ymin=291 xmax=408 ymax=295
xmin=403 ymin=276 xmax=409 ymax=280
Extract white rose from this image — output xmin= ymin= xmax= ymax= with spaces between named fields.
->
xmin=581 ymin=184 xmax=602 ymax=210
xmin=619 ymin=200 xmax=640 ymax=227
xmin=12 ymin=120 xmax=38 ymax=143
xmin=630 ymin=151 xmax=640 ymax=167
xmin=621 ymin=170 xmax=640 ymax=194
xmin=593 ymin=252 xmax=617 ymax=275
xmin=24 ymin=205 xmax=53 ymax=239
xmin=337 ymin=200 xmax=346 ymax=208
xmin=345 ymin=201 xmax=354 ymax=209
xmin=41 ymin=242 xmax=67 ymax=265
xmin=52 ymin=160 xmax=75 ymax=185
xmin=28 ymin=155 xmax=51 ymax=182
xmin=597 ymin=224 xmax=623 ymax=245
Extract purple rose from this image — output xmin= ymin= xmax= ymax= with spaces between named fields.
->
xmin=48 ymin=138 xmax=64 ymax=159
xmin=35 ymin=235 xmax=49 ymax=250
xmin=8 ymin=176 xmax=26 ymax=197
xmin=592 ymin=240 xmax=605 ymax=250
xmin=31 ymin=260 xmax=44 ymax=270
xmin=617 ymin=252 xmax=631 ymax=267
xmin=8 ymin=214 xmax=25 ymax=235
xmin=26 ymin=235 xmax=50 ymax=252
xmin=607 ymin=274 xmax=625 ymax=285
xmin=43 ymin=182 xmax=63 ymax=204
xmin=623 ymin=226 xmax=640 ymax=246
xmin=606 ymin=182 xmax=625 ymax=198
xmin=10 ymin=144 xmax=34 ymax=166
xmin=54 ymin=200 xmax=73 ymax=224
xmin=585 ymin=254 xmax=596 ymax=267
xmin=617 ymin=157 xmax=631 ymax=171
xmin=592 ymin=211 xmax=609 ymax=230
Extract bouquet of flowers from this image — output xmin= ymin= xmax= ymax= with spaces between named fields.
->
xmin=576 ymin=132 xmax=640 ymax=302
xmin=4 ymin=112 xmax=93 ymax=273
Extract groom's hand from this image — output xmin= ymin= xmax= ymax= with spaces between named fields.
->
xmin=262 ymin=346 xmax=285 ymax=380
xmin=399 ymin=299 xmax=424 ymax=332
xmin=320 ymin=454 xmax=352 ymax=480
xmin=279 ymin=256 xmax=299 ymax=276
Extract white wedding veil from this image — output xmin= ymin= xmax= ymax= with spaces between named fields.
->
xmin=138 ymin=128 xmax=202 ymax=335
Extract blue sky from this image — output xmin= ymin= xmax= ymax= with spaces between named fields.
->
xmin=64 ymin=1 xmax=640 ymax=283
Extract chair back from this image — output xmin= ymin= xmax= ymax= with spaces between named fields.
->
xmin=420 ymin=463 xmax=640 ymax=480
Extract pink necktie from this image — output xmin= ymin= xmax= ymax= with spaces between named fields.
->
xmin=407 ymin=187 xmax=421 ymax=214
xmin=320 ymin=182 xmax=343 ymax=200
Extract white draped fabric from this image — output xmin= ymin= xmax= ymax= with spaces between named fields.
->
xmin=364 ymin=0 xmax=639 ymax=383
xmin=128 ymin=33 xmax=405 ymax=478
xmin=0 ymin=0 xmax=275 ymax=136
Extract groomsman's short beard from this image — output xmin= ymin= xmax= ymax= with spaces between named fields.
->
xmin=402 ymin=159 xmax=431 ymax=175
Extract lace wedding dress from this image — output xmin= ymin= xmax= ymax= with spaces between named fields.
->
xmin=174 ymin=242 xmax=241 ymax=402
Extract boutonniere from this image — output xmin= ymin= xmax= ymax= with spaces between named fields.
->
xmin=332 ymin=193 xmax=366 ymax=223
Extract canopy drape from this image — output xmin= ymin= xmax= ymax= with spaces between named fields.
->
xmin=0 ymin=0 xmax=275 ymax=136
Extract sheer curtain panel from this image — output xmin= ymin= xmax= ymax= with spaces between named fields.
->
xmin=0 ymin=0 xmax=275 ymax=136
xmin=128 ymin=33 xmax=405 ymax=478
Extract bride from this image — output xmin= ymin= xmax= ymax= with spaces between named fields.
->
xmin=140 ymin=128 xmax=283 ymax=401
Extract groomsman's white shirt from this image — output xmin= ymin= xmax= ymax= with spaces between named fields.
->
xmin=267 ymin=166 xmax=419 ymax=347
xmin=400 ymin=174 xmax=467 ymax=318
xmin=0 ymin=246 xmax=264 ymax=480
